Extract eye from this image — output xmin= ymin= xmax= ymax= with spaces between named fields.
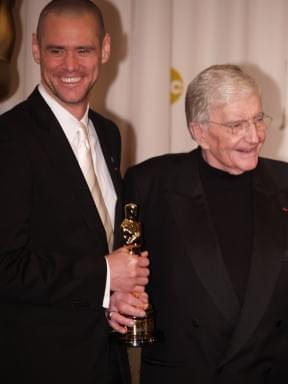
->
xmin=77 ymin=47 xmax=94 ymax=55
xmin=227 ymin=121 xmax=245 ymax=131
xmin=47 ymin=47 xmax=64 ymax=56
xmin=253 ymin=113 xmax=265 ymax=124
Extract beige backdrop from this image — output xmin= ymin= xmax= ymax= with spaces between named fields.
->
xmin=1 ymin=0 xmax=288 ymax=171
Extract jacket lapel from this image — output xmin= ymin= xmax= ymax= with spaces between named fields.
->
xmin=165 ymin=151 xmax=240 ymax=326
xmin=90 ymin=113 xmax=123 ymax=247
xmin=220 ymin=160 xmax=286 ymax=366
xmin=90 ymin=113 xmax=122 ymax=199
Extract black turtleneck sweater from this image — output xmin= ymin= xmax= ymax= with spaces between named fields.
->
xmin=199 ymin=153 xmax=254 ymax=305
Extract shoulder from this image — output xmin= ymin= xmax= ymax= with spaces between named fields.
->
xmin=130 ymin=150 xmax=196 ymax=172
xmin=123 ymin=150 xmax=199 ymax=209
xmin=259 ymin=156 xmax=288 ymax=188
xmin=260 ymin=156 xmax=288 ymax=175
xmin=0 ymin=88 xmax=45 ymax=139
xmin=0 ymin=99 xmax=30 ymax=140
xmin=125 ymin=151 xmax=196 ymax=187
xmin=89 ymin=110 xmax=119 ymax=137
xmin=0 ymin=99 xmax=30 ymax=123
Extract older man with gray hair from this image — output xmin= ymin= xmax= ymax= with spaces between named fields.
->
xmin=109 ymin=64 xmax=288 ymax=383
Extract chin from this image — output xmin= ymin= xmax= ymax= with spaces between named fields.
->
xmin=239 ymin=160 xmax=258 ymax=173
xmin=236 ymin=152 xmax=259 ymax=168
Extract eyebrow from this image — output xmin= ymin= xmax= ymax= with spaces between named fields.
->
xmin=45 ymin=44 xmax=96 ymax=49
xmin=45 ymin=44 xmax=64 ymax=49
xmin=224 ymin=111 xmax=264 ymax=122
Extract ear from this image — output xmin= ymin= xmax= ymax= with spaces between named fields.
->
xmin=101 ymin=33 xmax=111 ymax=64
xmin=32 ymin=33 xmax=40 ymax=64
xmin=189 ymin=122 xmax=210 ymax=149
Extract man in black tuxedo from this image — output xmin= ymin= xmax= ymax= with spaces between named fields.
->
xmin=0 ymin=1 xmax=149 ymax=383
xmin=109 ymin=64 xmax=288 ymax=383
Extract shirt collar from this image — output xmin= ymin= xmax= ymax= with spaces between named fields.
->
xmin=38 ymin=83 xmax=90 ymax=143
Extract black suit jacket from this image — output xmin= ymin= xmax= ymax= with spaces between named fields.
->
xmin=124 ymin=148 xmax=288 ymax=384
xmin=0 ymin=88 xmax=129 ymax=384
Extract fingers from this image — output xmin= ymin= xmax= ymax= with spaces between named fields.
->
xmin=135 ymin=277 xmax=149 ymax=287
xmin=107 ymin=291 xmax=148 ymax=333
xmin=114 ymin=302 xmax=146 ymax=318
xmin=132 ymin=289 xmax=148 ymax=300
xmin=133 ymin=263 xmax=149 ymax=287
xmin=132 ymin=285 xmax=145 ymax=293
xmin=128 ymin=251 xmax=149 ymax=270
xmin=136 ymin=252 xmax=150 ymax=283
xmin=110 ymin=291 xmax=147 ymax=313
xmin=106 ymin=310 xmax=130 ymax=333
xmin=107 ymin=247 xmax=150 ymax=292
xmin=107 ymin=311 xmax=131 ymax=334
xmin=138 ymin=251 xmax=149 ymax=266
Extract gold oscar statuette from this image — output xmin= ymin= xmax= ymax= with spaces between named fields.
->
xmin=111 ymin=203 xmax=161 ymax=347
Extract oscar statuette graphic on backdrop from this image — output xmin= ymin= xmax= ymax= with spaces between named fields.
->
xmin=111 ymin=203 xmax=161 ymax=347
xmin=0 ymin=0 xmax=15 ymax=99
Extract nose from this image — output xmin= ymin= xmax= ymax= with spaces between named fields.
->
xmin=63 ymin=51 xmax=79 ymax=71
xmin=244 ymin=120 xmax=260 ymax=143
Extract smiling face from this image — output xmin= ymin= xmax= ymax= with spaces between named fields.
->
xmin=32 ymin=11 xmax=110 ymax=119
xmin=191 ymin=93 xmax=266 ymax=175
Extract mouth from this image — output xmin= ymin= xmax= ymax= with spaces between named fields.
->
xmin=236 ymin=146 xmax=259 ymax=154
xmin=60 ymin=76 xmax=82 ymax=85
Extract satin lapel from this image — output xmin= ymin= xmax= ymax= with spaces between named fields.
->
xmin=29 ymin=91 xmax=107 ymax=242
xmin=220 ymin=162 xmax=285 ymax=366
xmin=165 ymin=152 xmax=240 ymax=326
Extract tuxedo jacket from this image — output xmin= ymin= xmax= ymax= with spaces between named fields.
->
xmin=124 ymin=148 xmax=288 ymax=384
xmin=0 ymin=88 xmax=129 ymax=384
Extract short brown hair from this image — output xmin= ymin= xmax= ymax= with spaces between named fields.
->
xmin=36 ymin=0 xmax=105 ymax=43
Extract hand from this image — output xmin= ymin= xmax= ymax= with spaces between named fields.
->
xmin=106 ymin=247 xmax=149 ymax=292
xmin=107 ymin=291 xmax=149 ymax=334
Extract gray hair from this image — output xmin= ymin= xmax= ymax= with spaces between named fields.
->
xmin=36 ymin=0 xmax=105 ymax=44
xmin=185 ymin=64 xmax=260 ymax=126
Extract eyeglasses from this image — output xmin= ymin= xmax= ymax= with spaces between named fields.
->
xmin=201 ymin=112 xmax=272 ymax=136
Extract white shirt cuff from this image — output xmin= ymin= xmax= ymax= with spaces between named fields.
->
xmin=103 ymin=257 xmax=111 ymax=308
